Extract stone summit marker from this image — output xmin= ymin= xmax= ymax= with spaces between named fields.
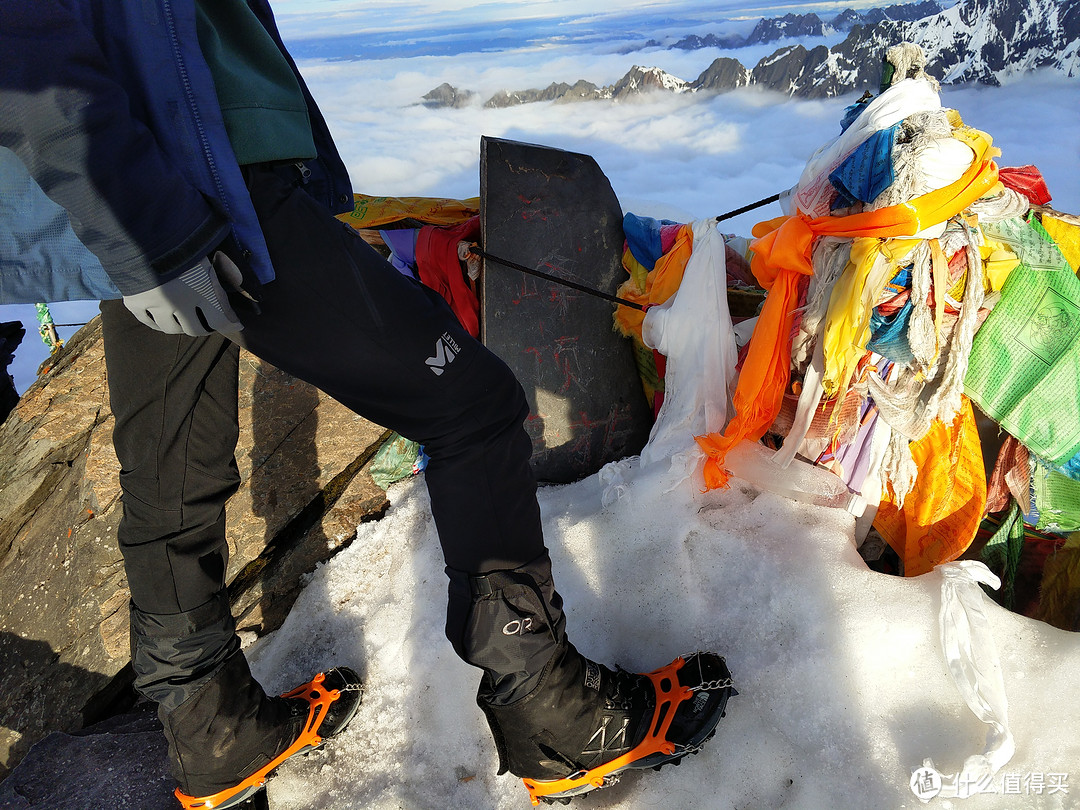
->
xmin=480 ymin=136 xmax=652 ymax=483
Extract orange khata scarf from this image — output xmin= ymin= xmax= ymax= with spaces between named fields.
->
xmin=695 ymin=128 xmax=1000 ymax=489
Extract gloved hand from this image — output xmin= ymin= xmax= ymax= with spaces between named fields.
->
xmin=122 ymin=254 xmax=244 ymax=336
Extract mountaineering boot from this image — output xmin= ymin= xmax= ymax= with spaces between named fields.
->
xmin=479 ymin=641 xmax=735 ymax=806
xmin=446 ymin=553 xmax=735 ymax=805
xmin=166 ymin=650 xmax=363 ymax=810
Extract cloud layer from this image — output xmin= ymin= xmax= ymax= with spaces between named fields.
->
xmin=304 ymin=42 xmax=1080 ymax=239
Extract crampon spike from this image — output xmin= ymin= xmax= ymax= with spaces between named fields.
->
xmin=174 ymin=672 xmax=341 ymax=810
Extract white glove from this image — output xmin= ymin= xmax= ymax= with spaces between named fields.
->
xmin=122 ymin=254 xmax=244 ymax=336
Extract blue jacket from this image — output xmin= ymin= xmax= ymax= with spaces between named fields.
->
xmin=0 ymin=0 xmax=352 ymax=303
xmin=0 ymin=146 xmax=118 ymax=303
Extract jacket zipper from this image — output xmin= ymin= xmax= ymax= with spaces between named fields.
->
xmin=161 ymin=0 xmax=231 ymax=219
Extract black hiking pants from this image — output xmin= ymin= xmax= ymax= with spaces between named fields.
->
xmin=101 ymin=164 xmax=558 ymax=713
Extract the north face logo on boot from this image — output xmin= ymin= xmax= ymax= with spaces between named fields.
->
xmin=426 ymin=332 xmax=460 ymax=376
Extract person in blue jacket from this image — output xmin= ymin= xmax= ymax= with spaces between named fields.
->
xmin=0 ymin=2 xmax=731 ymax=807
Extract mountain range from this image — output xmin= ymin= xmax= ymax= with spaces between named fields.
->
xmin=660 ymin=0 xmax=942 ymax=52
xmin=423 ymin=0 xmax=1079 ymax=107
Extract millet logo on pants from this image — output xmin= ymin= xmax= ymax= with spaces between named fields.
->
xmin=426 ymin=332 xmax=461 ymax=375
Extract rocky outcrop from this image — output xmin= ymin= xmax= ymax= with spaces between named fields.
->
xmin=768 ymin=0 xmax=1079 ymax=93
xmin=832 ymin=8 xmax=866 ymax=32
xmin=751 ymin=42 xmax=866 ymax=99
xmin=610 ymin=65 xmax=690 ymax=98
xmin=0 ymin=318 xmax=391 ymax=780
xmin=671 ymin=32 xmax=744 ymax=51
xmin=767 ymin=0 xmax=1061 ymax=95
xmin=484 ymin=80 xmax=607 ymax=108
xmin=667 ymin=3 xmax=943 ymax=49
xmin=0 ymin=703 xmax=174 ymax=809
xmin=862 ymin=1 xmax=945 ymax=25
xmin=554 ymin=79 xmax=607 ymax=103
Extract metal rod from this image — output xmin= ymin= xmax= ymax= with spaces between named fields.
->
xmin=470 ymin=247 xmax=646 ymax=311
xmin=715 ymin=192 xmax=781 ymax=222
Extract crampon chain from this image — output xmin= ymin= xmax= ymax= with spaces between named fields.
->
xmin=522 ymin=656 xmax=714 ymax=807
xmin=174 ymin=672 xmax=342 ymax=810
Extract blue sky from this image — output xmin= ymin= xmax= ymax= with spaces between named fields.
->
xmin=272 ymin=0 xmax=863 ymax=21
xmin=273 ymin=0 xmax=908 ymax=21
xmin=271 ymin=0 xmax=922 ymax=40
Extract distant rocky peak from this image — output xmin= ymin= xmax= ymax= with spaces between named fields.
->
xmin=692 ymin=57 xmax=753 ymax=91
xmin=611 ymin=65 xmax=690 ymax=97
xmin=746 ymin=12 xmax=830 ymax=45
xmin=422 ymin=82 xmax=474 ymax=108
xmin=832 ymin=8 xmax=866 ymax=31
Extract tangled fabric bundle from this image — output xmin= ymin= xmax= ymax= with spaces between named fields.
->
xmin=610 ymin=43 xmax=1080 ymax=585
xmin=639 ymin=219 xmax=737 ymax=483
xmin=695 ymin=79 xmax=1001 ymax=494
xmin=680 ymin=43 xmax=1080 ymax=579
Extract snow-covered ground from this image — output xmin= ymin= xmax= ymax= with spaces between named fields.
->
xmin=246 ymin=452 xmax=1080 ymax=809
xmin=9 ymin=304 xmax=1079 ymax=808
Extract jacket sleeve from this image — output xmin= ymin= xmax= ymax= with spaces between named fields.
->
xmin=0 ymin=2 xmax=230 ymax=295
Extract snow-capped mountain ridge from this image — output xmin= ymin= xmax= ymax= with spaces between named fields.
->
xmin=482 ymin=66 xmax=690 ymax=108
xmin=666 ymin=1 xmax=945 ymax=51
xmin=431 ymin=0 xmax=1077 ymax=107
xmin=818 ymin=0 xmax=1080 ymax=93
xmin=612 ymin=65 xmax=691 ymax=95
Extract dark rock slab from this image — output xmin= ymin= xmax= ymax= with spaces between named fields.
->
xmin=480 ymin=137 xmax=652 ymax=483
